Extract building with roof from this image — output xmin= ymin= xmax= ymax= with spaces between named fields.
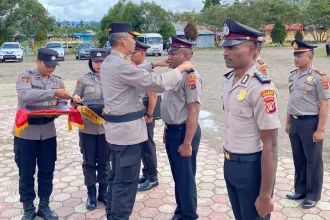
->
xmin=173 ymin=23 xmax=215 ymax=48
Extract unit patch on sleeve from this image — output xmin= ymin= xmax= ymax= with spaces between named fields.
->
xmin=260 ymin=89 xmax=276 ymax=114
xmin=187 ymin=75 xmax=197 ymax=90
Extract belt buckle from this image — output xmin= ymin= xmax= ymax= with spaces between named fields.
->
xmin=293 ymin=115 xmax=298 ymax=119
xmin=225 ymin=152 xmax=230 ymax=160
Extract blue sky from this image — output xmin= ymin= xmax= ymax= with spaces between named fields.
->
xmin=38 ymin=0 xmax=231 ymax=21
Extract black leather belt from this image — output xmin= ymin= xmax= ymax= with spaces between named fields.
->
xmin=103 ymin=109 xmax=144 ymax=123
xmin=165 ymin=123 xmax=186 ymax=130
xmin=28 ymin=117 xmax=55 ymax=125
xmin=224 ymin=148 xmax=261 ymax=162
xmin=290 ymin=115 xmax=318 ymax=120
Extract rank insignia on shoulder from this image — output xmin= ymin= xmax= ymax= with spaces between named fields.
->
xmin=314 ymin=69 xmax=326 ymax=76
xmin=290 ymin=69 xmax=298 ymax=73
xmin=187 ymin=69 xmax=194 ymax=74
xmin=257 ymin=59 xmax=265 ymax=65
xmin=224 ymin=70 xmax=234 ymax=79
xmin=254 ymin=72 xmax=271 ymax=84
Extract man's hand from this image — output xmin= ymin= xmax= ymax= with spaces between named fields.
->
xmin=176 ymin=61 xmax=195 ymax=72
xmin=254 ymin=196 xmax=274 ymax=218
xmin=153 ymin=59 xmax=169 ymax=67
xmin=54 ymin=89 xmax=72 ymax=100
xmin=178 ymin=142 xmax=192 ymax=157
xmin=144 ymin=115 xmax=153 ymax=124
xmin=72 ymin=95 xmax=82 ymax=103
xmin=313 ymin=130 xmax=325 ymax=142
xmin=285 ymin=123 xmax=290 ymax=135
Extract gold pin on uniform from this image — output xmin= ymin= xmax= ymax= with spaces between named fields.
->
xmin=237 ymin=89 xmax=246 ymax=101
xmin=307 ymin=76 xmax=313 ymax=82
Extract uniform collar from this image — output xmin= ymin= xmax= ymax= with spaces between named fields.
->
xmin=111 ymin=49 xmax=127 ymax=60
xmin=298 ymin=65 xmax=313 ymax=77
xmin=228 ymin=65 xmax=256 ymax=92
xmin=34 ymin=68 xmax=54 ymax=81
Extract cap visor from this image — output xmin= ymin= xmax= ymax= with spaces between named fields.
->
xmin=43 ymin=60 xmax=59 ymax=67
xmin=91 ymin=57 xmax=106 ymax=62
xmin=168 ymin=47 xmax=180 ymax=52
xmin=129 ymin=31 xmax=140 ymax=36
xmin=221 ymin=39 xmax=246 ymax=47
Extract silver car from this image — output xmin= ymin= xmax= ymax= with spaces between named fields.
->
xmin=44 ymin=42 xmax=65 ymax=61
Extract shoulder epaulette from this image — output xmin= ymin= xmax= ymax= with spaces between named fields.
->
xmin=257 ymin=59 xmax=265 ymax=65
xmin=290 ymin=69 xmax=298 ymax=73
xmin=224 ymin=70 xmax=234 ymax=79
xmin=254 ymin=72 xmax=271 ymax=84
xmin=187 ymin=69 xmax=195 ymax=74
xmin=52 ymin=75 xmax=62 ymax=79
xmin=314 ymin=69 xmax=326 ymax=76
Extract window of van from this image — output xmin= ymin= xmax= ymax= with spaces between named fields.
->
xmin=137 ymin=37 xmax=145 ymax=43
xmin=146 ymin=37 xmax=162 ymax=45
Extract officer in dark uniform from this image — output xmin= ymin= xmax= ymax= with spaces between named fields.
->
xmin=72 ymin=48 xmax=110 ymax=210
xmin=285 ymin=40 xmax=330 ymax=208
xmin=221 ymin=19 xmax=280 ymax=220
xmin=130 ymin=41 xmax=159 ymax=191
xmin=161 ymin=35 xmax=202 ymax=220
xmin=14 ymin=48 xmax=72 ymax=220
xmin=101 ymin=22 xmax=195 ymax=220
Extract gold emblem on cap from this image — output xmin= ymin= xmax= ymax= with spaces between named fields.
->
xmin=307 ymin=76 xmax=313 ymax=82
xmin=51 ymin=56 xmax=56 ymax=61
xmin=237 ymin=89 xmax=246 ymax=101
xmin=293 ymin=42 xmax=298 ymax=50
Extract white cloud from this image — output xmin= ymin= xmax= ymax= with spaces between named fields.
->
xmin=38 ymin=0 xmax=205 ymax=21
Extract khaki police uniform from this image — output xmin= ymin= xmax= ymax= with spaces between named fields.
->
xmin=287 ymin=66 xmax=330 ymax=201
xmin=220 ymin=18 xmax=280 ymax=220
xmin=14 ymin=68 xmax=67 ymax=205
xmin=101 ymin=46 xmax=182 ymax=219
xmin=255 ymin=56 xmax=269 ymax=76
xmin=162 ymin=70 xmax=202 ymax=220
xmin=73 ymin=71 xmax=110 ymax=199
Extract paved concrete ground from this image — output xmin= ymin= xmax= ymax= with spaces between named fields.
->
xmin=0 ymin=49 xmax=330 ymax=219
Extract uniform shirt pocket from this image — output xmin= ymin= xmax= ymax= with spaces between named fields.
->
xmin=84 ymin=86 xmax=96 ymax=99
xmin=231 ymin=107 xmax=254 ymax=133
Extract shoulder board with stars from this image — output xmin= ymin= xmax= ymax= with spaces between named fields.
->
xmin=224 ymin=70 xmax=234 ymax=79
xmin=314 ymin=69 xmax=326 ymax=76
xmin=254 ymin=72 xmax=271 ymax=84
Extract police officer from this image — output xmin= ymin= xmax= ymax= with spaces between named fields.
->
xmin=162 ymin=35 xmax=202 ymax=220
xmin=221 ymin=19 xmax=281 ymax=220
xmin=14 ymin=48 xmax=72 ymax=220
xmin=101 ymin=22 xmax=195 ymax=220
xmin=254 ymin=38 xmax=269 ymax=76
xmin=285 ymin=40 xmax=330 ymax=208
xmin=130 ymin=41 xmax=159 ymax=191
xmin=72 ymin=48 xmax=110 ymax=210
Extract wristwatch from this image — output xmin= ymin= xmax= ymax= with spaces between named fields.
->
xmin=151 ymin=62 xmax=155 ymax=69
xmin=146 ymin=113 xmax=153 ymax=118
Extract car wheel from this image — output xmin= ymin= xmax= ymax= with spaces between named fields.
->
xmin=158 ymin=53 xmax=162 ymax=56
xmin=18 ymin=58 xmax=23 ymax=62
xmin=62 ymin=57 xmax=65 ymax=61
xmin=78 ymin=54 xmax=82 ymax=60
xmin=76 ymin=55 xmax=78 ymax=60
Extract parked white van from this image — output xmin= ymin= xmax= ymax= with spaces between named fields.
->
xmin=137 ymin=33 xmax=163 ymax=56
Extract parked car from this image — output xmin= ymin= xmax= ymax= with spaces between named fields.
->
xmin=76 ymin=42 xmax=96 ymax=60
xmin=103 ymin=41 xmax=111 ymax=54
xmin=0 ymin=42 xmax=24 ymax=62
xmin=44 ymin=42 xmax=65 ymax=61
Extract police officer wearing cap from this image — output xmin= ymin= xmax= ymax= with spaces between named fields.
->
xmin=101 ymin=22 xmax=195 ymax=220
xmin=13 ymin=48 xmax=72 ymax=220
xmin=72 ymin=48 xmax=110 ymax=210
xmin=130 ymin=41 xmax=159 ymax=191
xmin=254 ymin=38 xmax=269 ymax=76
xmin=162 ymin=35 xmax=202 ymax=220
xmin=221 ymin=19 xmax=280 ymax=220
xmin=285 ymin=40 xmax=330 ymax=208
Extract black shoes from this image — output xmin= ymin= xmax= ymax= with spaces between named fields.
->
xmin=139 ymin=176 xmax=147 ymax=184
xmin=86 ymin=185 xmax=97 ymax=210
xmin=22 ymin=201 xmax=36 ymax=220
xmin=286 ymin=193 xmax=306 ymax=200
xmin=301 ymin=199 xmax=317 ymax=209
xmin=97 ymin=183 xmax=108 ymax=206
xmin=171 ymin=214 xmax=183 ymax=220
xmin=138 ymin=180 xmax=159 ymax=192
xmin=36 ymin=197 xmax=58 ymax=220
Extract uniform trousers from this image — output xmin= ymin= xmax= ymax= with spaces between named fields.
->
xmin=14 ymin=136 xmax=57 ymax=203
xmin=106 ymin=143 xmax=143 ymax=220
xmin=79 ymin=132 xmax=111 ymax=186
xmin=224 ymin=151 xmax=271 ymax=220
xmin=165 ymin=123 xmax=201 ymax=220
xmin=289 ymin=116 xmax=323 ymax=201
xmin=141 ymin=120 xmax=158 ymax=182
